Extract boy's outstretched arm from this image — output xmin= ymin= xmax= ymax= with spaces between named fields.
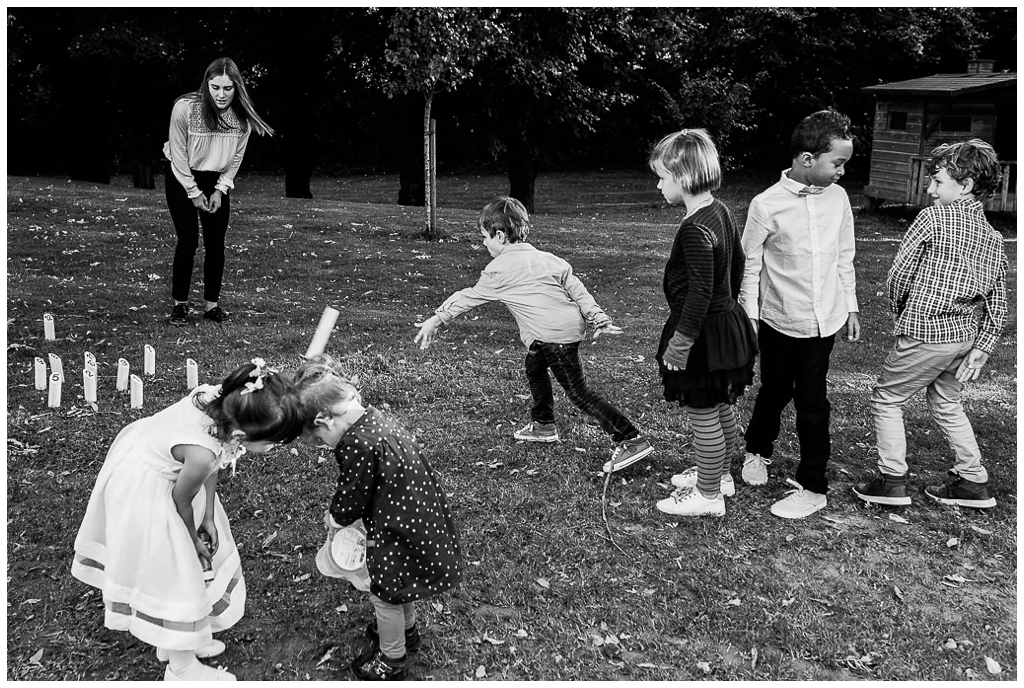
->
xmin=592 ymin=322 xmax=623 ymax=341
xmin=414 ymin=315 xmax=444 ymax=350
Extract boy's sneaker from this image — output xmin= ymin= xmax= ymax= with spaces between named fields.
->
xmin=852 ymin=474 xmax=911 ymax=506
xmin=670 ymin=467 xmax=736 ymax=497
xmin=770 ymin=479 xmax=827 ymax=519
xmin=924 ymin=476 xmax=996 ymax=509
xmin=364 ymin=622 xmax=421 ymax=654
xmin=203 ymin=306 xmax=230 ymax=323
xmin=163 ymin=664 xmax=236 ymax=681
xmin=351 ymin=650 xmax=408 ymax=681
xmin=513 ymin=422 xmax=559 ymax=443
xmin=741 ymin=452 xmax=771 ymax=486
xmin=169 ymin=303 xmax=189 ymax=326
xmin=656 ymin=486 xmax=725 ymax=517
xmin=603 ymin=436 xmax=654 ymax=473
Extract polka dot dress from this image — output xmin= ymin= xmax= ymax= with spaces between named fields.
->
xmin=329 ymin=406 xmax=462 ymax=605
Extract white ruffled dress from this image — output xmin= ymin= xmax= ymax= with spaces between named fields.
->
xmin=71 ymin=385 xmax=246 ymax=651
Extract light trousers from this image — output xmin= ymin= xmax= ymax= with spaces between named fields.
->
xmin=369 ymin=594 xmax=416 ymax=659
xmin=870 ymin=336 xmax=987 ymax=482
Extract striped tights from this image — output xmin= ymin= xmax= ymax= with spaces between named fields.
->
xmin=686 ymin=403 xmax=739 ymax=498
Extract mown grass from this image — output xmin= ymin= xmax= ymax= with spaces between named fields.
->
xmin=6 ymin=170 xmax=1017 ymax=681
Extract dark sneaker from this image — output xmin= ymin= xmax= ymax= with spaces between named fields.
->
xmin=351 ymin=650 xmax=408 ymax=681
xmin=603 ymin=436 xmax=654 ymax=473
xmin=513 ymin=422 xmax=559 ymax=443
xmin=924 ymin=477 xmax=996 ymax=509
xmin=853 ymin=475 xmax=911 ymax=506
xmin=169 ymin=303 xmax=189 ymax=326
xmin=365 ymin=622 xmax=421 ymax=654
xmin=203 ymin=306 xmax=230 ymax=323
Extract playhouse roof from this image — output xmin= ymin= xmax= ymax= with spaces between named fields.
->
xmin=862 ymin=70 xmax=1016 ymax=98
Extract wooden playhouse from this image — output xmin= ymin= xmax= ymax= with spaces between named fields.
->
xmin=860 ymin=59 xmax=1016 ymax=213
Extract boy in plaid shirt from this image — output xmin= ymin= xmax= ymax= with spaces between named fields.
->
xmin=854 ymin=139 xmax=1007 ymax=509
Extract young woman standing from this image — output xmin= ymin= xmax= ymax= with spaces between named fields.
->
xmin=164 ymin=57 xmax=273 ymax=326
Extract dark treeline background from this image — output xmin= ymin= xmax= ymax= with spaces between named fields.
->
xmin=7 ymin=7 xmax=1016 ymax=209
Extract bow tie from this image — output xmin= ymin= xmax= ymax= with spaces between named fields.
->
xmin=799 ymin=185 xmax=825 ymax=195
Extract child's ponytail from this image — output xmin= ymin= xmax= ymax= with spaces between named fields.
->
xmin=197 ymin=358 xmax=305 ymax=444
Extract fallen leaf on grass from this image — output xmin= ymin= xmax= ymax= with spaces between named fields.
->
xmin=433 ymin=602 xmax=444 ymax=612
xmin=893 ymin=586 xmax=905 ymax=601
xmin=985 ymin=657 xmax=1001 ymax=674
xmin=475 ymin=665 xmax=486 ymax=678
xmin=781 ymin=598 xmax=795 ymax=606
xmin=696 ymin=661 xmax=711 ymax=674
xmin=22 ymin=599 xmax=41 ymax=605
xmin=262 ymin=531 xmax=278 ymax=548
xmin=724 ymin=598 xmax=741 ymax=606
xmin=946 ymin=538 xmax=959 ymax=548
xmin=29 ymin=649 xmax=43 ymax=664
xmin=888 ymin=514 xmax=909 ymax=524
xmin=536 ymin=578 xmax=550 ymax=589
xmin=316 ymin=647 xmax=334 ymax=667
xmin=970 ymin=525 xmax=992 ymax=535
xmin=482 ymin=633 xmax=505 ymax=646
xmin=943 ymin=639 xmax=958 ymax=650
xmin=293 ymin=573 xmax=310 ymax=583
xmin=515 ymin=629 xmax=529 ymax=638
xmin=335 ymin=605 xmax=348 ymax=613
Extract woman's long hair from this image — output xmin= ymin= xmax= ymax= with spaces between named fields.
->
xmin=175 ymin=57 xmax=274 ymax=136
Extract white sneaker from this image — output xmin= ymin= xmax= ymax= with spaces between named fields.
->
xmin=669 ymin=467 xmax=736 ymax=496
xmin=656 ymin=487 xmax=726 ymax=517
xmin=164 ymin=663 xmax=236 ymax=681
xmin=741 ymin=452 xmax=771 ymax=486
xmin=770 ymin=478 xmax=826 ymax=519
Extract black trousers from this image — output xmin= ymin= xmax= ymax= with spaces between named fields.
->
xmin=744 ymin=321 xmax=836 ymax=494
xmin=524 ymin=341 xmax=638 ymax=443
xmin=166 ymin=165 xmax=230 ymax=303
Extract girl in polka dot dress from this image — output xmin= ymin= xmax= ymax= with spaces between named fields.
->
xmin=294 ymin=354 xmax=462 ymax=681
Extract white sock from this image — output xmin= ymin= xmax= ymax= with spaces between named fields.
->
xmin=166 ymin=650 xmax=202 ymax=679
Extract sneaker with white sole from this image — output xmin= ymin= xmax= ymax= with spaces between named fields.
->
xmin=603 ymin=436 xmax=654 ymax=473
xmin=741 ymin=452 xmax=771 ymax=485
xmin=770 ymin=478 xmax=826 ymax=519
xmin=670 ymin=467 xmax=736 ymax=496
xmin=656 ymin=486 xmax=726 ymax=517
xmin=513 ymin=422 xmax=559 ymax=443
xmin=163 ymin=664 xmax=236 ymax=681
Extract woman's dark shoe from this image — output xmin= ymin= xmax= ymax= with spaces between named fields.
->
xmin=168 ymin=304 xmax=190 ymax=326
xmin=203 ymin=306 xmax=229 ymax=323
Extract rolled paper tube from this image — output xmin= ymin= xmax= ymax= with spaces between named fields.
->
xmin=186 ymin=358 xmax=199 ymax=390
xmin=116 ymin=358 xmax=130 ymax=391
xmin=130 ymin=374 xmax=143 ymax=408
xmin=48 ymin=353 xmax=63 ymax=378
xmin=48 ymin=372 xmax=62 ymax=408
xmin=83 ymin=368 xmax=97 ymax=403
xmin=43 ymin=313 xmax=55 ymax=341
xmin=144 ymin=345 xmax=156 ymax=376
xmin=305 ymin=306 xmax=340 ymax=358
xmin=34 ymin=357 xmax=47 ymax=390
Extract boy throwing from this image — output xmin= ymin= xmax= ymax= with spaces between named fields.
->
xmin=739 ymin=109 xmax=861 ymax=519
xmin=415 ymin=196 xmax=654 ymax=473
xmin=854 ymin=139 xmax=1006 ymax=509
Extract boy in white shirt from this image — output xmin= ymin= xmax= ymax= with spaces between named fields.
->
xmin=739 ymin=109 xmax=861 ymax=518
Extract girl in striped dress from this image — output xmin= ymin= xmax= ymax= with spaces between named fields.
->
xmin=648 ymin=129 xmax=758 ymax=517
xmin=72 ymin=359 xmax=304 ymax=681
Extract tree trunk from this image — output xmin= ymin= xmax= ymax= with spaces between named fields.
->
xmin=422 ymin=92 xmax=440 ymax=239
xmin=507 ymin=137 xmax=537 ymax=214
xmin=132 ymin=162 xmax=155 ymax=190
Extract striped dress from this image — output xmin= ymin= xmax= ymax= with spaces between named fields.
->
xmin=71 ymin=385 xmax=245 ymax=651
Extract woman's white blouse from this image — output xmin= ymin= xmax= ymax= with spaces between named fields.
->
xmin=162 ymin=97 xmax=251 ymax=198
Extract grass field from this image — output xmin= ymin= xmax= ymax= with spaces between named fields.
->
xmin=6 ymin=169 xmax=1017 ymax=681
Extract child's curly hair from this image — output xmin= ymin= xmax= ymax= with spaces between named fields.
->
xmin=479 ymin=196 xmax=531 ymax=244
xmin=293 ymin=353 xmax=362 ymax=431
xmin=790 ymin=108 xmax=852 ymax=158
xmin=196 ymin=360 xmax=305 ymax=443
xmin=927 ymin=138 xmax=1003 ymax=200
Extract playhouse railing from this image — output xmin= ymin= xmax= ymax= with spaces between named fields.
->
xmin=908 ymin=156 xmax=1017 ymax=213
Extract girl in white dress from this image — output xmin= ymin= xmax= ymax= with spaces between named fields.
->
xmin=72 ymin=358 xmax=303 ymax=681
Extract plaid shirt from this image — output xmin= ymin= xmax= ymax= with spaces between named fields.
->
xmin=888 ymin=198 xmax=1007 ymax=353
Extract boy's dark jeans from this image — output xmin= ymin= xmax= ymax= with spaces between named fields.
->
xmin=744 ymin=321 xmax=835 ymax=494
xmin=524 ymin=340 xmax=638 ymax=443
xmin=167 ymin=165 xmax=231 ymax=303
